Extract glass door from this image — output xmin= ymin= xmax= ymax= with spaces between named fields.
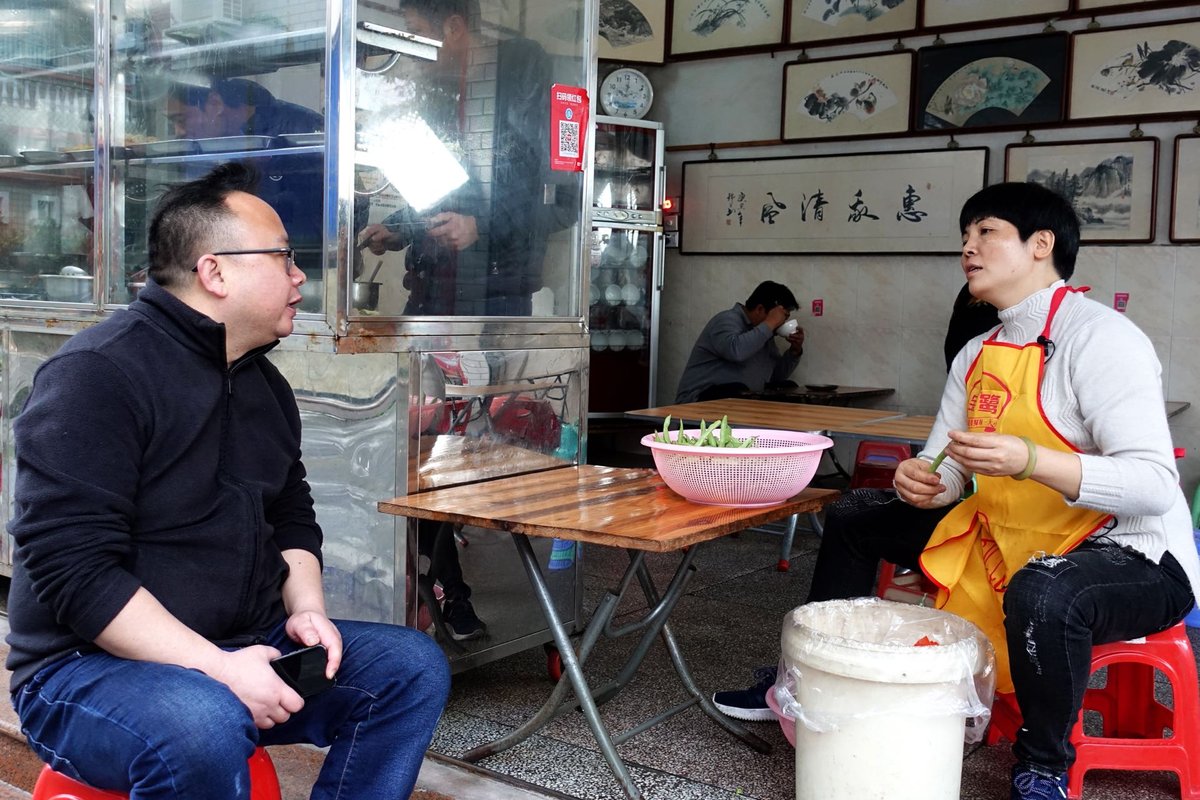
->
xmin=352 ymin=0 xmax=588 ymax=319
xmin=110 ymin=0 xmax=327 ymax=308
xmin=0 ymin=2 xmax=96 ymax=304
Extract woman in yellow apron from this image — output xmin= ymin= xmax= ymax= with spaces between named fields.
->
xmin=804 ymin=183 xmax=1200 ymax=800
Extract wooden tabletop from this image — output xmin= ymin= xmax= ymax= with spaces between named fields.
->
xmin=834 ymin=415 xmax=938 ymax=445
xmin=416 ymin=435 xmax=565 ymax=491
xmin=380 ymin=465 xmax=838 ymax=552
xmin=626 ymin=398 xmax=902 ymax=434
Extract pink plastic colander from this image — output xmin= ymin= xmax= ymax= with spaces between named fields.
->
xmin=641 ymin=428 xmax=833 ymax=507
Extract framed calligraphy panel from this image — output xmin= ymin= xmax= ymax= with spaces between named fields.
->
xmin=1005 ymin=137 xmax=1158 ymax=244
xmin=1170 ymin=135 xmax=1200 ymax=243
xmin=782 ymin=51 xmax=915 ymax=142
xmin=679 ymin=147 xmax=988 ymax=254
xmin=1067 ymin=20 xmax=1200 ymax=123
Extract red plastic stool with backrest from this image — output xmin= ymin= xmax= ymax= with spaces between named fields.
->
xmin=32 ymin=746 xmax=282 ymax=800
xmin=984 ymin=624 xmax=1200 ymax=800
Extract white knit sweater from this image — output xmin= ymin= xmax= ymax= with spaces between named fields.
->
xmin=922 ymin=281 xmax=1200 ymax=607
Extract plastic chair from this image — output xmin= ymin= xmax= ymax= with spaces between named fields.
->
xmin=985 ymin=624 xmax=1200 ymax=800
xmin=32 ymin=747 xmax=282 ymax=800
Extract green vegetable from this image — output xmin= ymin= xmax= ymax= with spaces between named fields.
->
xmin=652 ymin=415 xmax=758 ymax=448
xmin=929 ymin=445 xmax=948 ymax=472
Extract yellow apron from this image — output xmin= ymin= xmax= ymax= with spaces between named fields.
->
xmin=919 ymin=286 xmax=1112 ymax=692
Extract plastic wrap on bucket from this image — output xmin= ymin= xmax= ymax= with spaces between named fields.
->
xmin=777 ymin=598 xmax=997 ymax=800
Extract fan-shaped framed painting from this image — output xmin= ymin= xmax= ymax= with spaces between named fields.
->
xmin=915 ymin=32 xmax=1068 ymax=132
xmin=1067 ymin=20 xmax=1200 ymax=122
xmin=598 ymin=0 xmax=667 ymax=64
xmin=922 ymin=0 xmax=1069 ymax=30
xmin=668 ymin=0 xmax=786 ymax=59
xmin=781 ymin=50 xmax=915 ymax=141
xmin=788 ymin=0 xmax=918 ymax=48
xmin=1005 ymin=137 xmax=1158 ymax=243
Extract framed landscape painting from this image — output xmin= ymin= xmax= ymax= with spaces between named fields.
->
xmin=598 ymin=0 xmax=668 ymax=63
xmin=1068 ymin=21 xmax=1200 ymax=122
xmin=1005 ymin=138 xmax=1158 ymax=243
xmin=669 ymin=0 xmax=786 ymax=58
xmin=788 ymin=0 xmax=919 ymax=48
xmin=1170 ymin=135 xmax=1200 ymax=243
xmin=922 ymin=0 xmax=1069 ymax=29
xmin=915 ymin=33 xmax=1068 ymax=132
xmin=782 ymin=51 xmax=914 ymax=141
xmin=679 ymin=147 xmax=989 ymax=254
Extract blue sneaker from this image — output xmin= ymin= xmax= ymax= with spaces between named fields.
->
xmin=712 ymin=665 xmax=777 ymax=722
xmin=1010 ymin=764 xmax=1067 ymax=800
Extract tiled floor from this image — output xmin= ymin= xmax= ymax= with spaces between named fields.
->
xmin=428 ymin=524 xmax=1200 ymax=800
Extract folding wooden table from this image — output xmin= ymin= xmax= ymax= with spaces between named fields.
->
xmin=379 ymin=465 xmax=837 ymax=800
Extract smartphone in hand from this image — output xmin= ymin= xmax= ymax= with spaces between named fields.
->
xmin=270 ymin=644 xmax=335 ymax=698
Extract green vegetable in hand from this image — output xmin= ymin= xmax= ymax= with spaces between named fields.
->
xmin=929 ymin=445 xmax=948 ymax=472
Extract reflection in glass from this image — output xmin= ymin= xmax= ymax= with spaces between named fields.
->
xmin=354 ymin=0 xmax=585 ymax=318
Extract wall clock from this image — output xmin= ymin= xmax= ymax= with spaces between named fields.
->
xmin=599 ymin=67 xmax=653 ymax=119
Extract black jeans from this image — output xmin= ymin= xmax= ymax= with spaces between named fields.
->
xmin=809 ymin=489 xmax=1196 ymax=773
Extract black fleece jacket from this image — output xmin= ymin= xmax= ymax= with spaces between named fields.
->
xmin=5 ymin=281 xmax=323 ymax=691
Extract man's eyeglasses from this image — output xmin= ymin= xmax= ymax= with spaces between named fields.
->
xmin=195 ymin=247 xmax=296 ymax=273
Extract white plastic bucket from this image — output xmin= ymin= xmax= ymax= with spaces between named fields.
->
xmin=779 ymin=598 xmax=994 ymax=800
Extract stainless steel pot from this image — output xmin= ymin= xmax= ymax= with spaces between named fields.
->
xmin=352 ymin=281 xmax=380 ymax=311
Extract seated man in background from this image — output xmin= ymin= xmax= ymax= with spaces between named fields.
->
xmin=675 ymin=280 xmax=805 ymax=403
xmin=6 ymin=163 xmax=449 ymax=799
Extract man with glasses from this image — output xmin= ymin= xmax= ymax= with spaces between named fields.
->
xmin=5 ymin=163 xmax=450 ymax=799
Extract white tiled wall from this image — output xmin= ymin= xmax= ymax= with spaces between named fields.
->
xmin=657 ymin=245 xmax=1200 ymax=498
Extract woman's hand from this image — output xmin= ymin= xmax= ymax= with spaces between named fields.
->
xmin=891 ymin=457 xmax=946 ymax=508
xmin=943 ymin=430 xmax=1031 ymax=478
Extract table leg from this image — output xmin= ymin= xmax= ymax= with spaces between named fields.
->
xmin=629 ymin=555 xmax=772 ymax=754
xmin=462 ymin=532 xmax=645 ymax=800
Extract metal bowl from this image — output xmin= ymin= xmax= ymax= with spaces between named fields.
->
xmin=39 ymin=274 xmax=93 ymax=302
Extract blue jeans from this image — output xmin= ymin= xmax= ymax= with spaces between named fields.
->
xmin=809 ymin=489 xmax=1195 ymax=774
xmin=13 ymin=619 xmax=450 ymax=799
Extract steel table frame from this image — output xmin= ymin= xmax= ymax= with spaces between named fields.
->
xmin=379 ymin=465 xmax=836 ymax=800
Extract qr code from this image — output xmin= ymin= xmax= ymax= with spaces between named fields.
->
xmin=558 ymin=120 xmax=580 ymax=159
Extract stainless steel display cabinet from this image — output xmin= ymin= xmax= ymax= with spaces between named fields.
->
xmin=0 ymin=0 xmax=599 ymax=672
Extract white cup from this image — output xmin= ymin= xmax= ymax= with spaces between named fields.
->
xmin=609 ymin=331 xmax=626 ymax=351
xmin=591 ymin=331 xmax=609 ymax=350
xmin=621 ymin=284 xmax=642 ymax=306
xmin=604 ymin=284 xmax=623 ymax=306
xmin=777 ymin=318 xmax=799 ymax=337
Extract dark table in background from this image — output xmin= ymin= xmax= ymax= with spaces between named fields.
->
xmin=742 ymin=384 xmax=895 ymax=406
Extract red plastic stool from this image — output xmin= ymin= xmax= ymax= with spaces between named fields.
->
xmin=984 ymin=625 xmax=1200 ymax=800
xmin=32 ymin=746 xmax=282 ymax=800
xmin=848 ymin=440 xmax=912 ymax=491
xmin=1068 ymin=623 xmax=1200 ymax=799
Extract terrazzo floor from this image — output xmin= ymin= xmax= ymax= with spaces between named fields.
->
xmin=428 ymin=523 xmax=1200 ymax=800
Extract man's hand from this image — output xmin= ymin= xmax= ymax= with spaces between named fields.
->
xmin=357 ymin=224 xmax=402 ymax=255
xmin=891 ymin=457 xmax=946 ymax=508
xmin=785 ymin=327 xmax=805 ymax=355
xmin=285 ymin=610 xmax=343 ymax=679
xmin=208 ymin=645 xmax=304 ymax=730
xmin=426 ymin=212 xmax=478 ymax=251
xmin=765 ymin=304 xmax=790 ymax=330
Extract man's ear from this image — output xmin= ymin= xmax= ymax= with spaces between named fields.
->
xmin=193 ymin=254 xmax=230 ymax=298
